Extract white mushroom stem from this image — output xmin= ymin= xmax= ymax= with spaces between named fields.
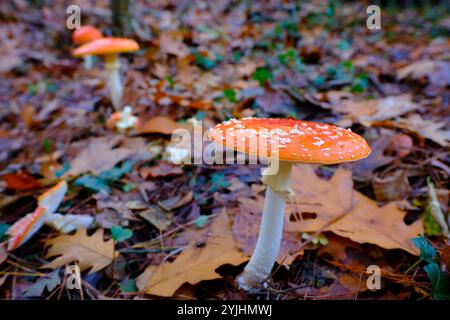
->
xmin=83 ymin=55 xmax=95 ymax=70
xmin=237 ymin=160 xmax=293 ymax=290
xmin=105 ymin=54 xmax=123 ymax=110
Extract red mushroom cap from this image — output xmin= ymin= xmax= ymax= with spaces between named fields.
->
xmin=7 ymin=206 xmax=46 ymax=251
xmin=72 ymin=25 xmax=103 ymax=45
xmin=73 ymin=37 xmax=140 ymax=57
xmin=208 ymin=118 xmax=371 ymax=164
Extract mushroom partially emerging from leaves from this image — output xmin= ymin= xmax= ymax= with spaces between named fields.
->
xmin=6 ymin=181 xmax=93 ymax=250
xmin=72 ymin=25 xmax=103 ymax=69
xmin=106 ymin=105 xmax=140 ymax=134
xmin=209 ymin=118 xmax=371 ymax=290
xmin=73 ymin=37 xmax=140 ymax=110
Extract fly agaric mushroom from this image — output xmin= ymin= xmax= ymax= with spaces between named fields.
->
xmin=6 ymin=181 xmax=93 ymax=250
xmin=73 ymin=37 xmax=140 ymax=110
xmin=72 ymin=25 xmax=103 ymax=69
xmin=208 ymin=118 xmax=371 ymax=290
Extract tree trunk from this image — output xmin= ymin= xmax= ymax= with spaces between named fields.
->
xmin=111 ymin=0 xmax=133 ymax=37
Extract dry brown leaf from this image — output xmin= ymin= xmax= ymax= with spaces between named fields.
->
xmin=331 ymin=93 xmax=421 ymax=123
xmin=138 ymin=205 xmax=173 ymax=231
xmin=395 ymin=114 xmax=450 ymax=147
xmin=397 ymin=60 xmax=450 ymax=86
xmin=136 ymin=209 xmax=247 ymax=297
xmin=66 ymin=136 xmax=134 ymax=176
xmin=137 ymin=116 xmax=188 ymax=135
xmin=285 ymin=165 xmax=422 ymax=255
xmin=372 ymin=170 xmax=411 ymax=202
xmin=43 ymin=228 xmax=117 ymax=273
xmin=159 ymin=31 xmax=190 ymax=58
xmin=140 ymin=161 xmax=184 ymax=178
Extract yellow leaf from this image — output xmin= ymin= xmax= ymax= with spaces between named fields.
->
xmin=136 ymin=210 xmax=248 ymax=297
xmin=43 ymin=228 xmax=117 ymax=273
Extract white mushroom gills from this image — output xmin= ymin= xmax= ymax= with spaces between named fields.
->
xmin=105 ymin=53 xmax=123 ymax=110
xmin=236 ymin=160 xmax=293 ymax=290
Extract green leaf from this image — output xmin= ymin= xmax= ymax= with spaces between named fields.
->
xmin=223 ymin=89 xmax=237 ymax=103
xmin=193 ymin=51 xmax=216 ymax=70
xmin=424 ymin=262 xmax=450 ymax=300
xmin=55 ymin=162 xmax=70 ymax=178
xmin=194 ymin=215 xmax=209 ymax=229
xmin=0 ymin=223 xmax=10 ymax=241
xmin=111 ymin=225 xmax=133 ymax=242
xmin=99 ymin=160 xmax=133 ymax=182
xmin=412 ymin=235 xmax=436 ymax=263
xmin=252 ymin=67 xmax=273 ymax=86
xmin=209 ymin=172 xmax=230 ymax=192
xmin=43 ymin=138 xmax=53 ymax=153
xmin=119 ymin=278 xmax=137 ymax=293
xmin=351 ymin=73 xmax=370 ymax=93
xmin=74 ymin=175 xmax=110 ymax=193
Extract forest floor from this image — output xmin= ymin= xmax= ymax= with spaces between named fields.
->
xmin=0 ymin=0 xmax=449 ymax=300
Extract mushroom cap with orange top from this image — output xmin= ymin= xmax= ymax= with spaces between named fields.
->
xmin=208 ymin=118 xmax=371 ymax=164
xmin=72 ymin=25 xmax=103 ymax=45
xmin=7 ymin=206 xmax=46 ymax=250
xmin=73 ymin=37 xmax=140 ymax=57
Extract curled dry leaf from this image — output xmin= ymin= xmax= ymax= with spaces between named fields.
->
xmin=43 ymin=228 xmax=117 ymax=274
xmin=395 ymin=114 xmax=450 ymax=147
xmin=136 ymin=209 xmax=247 ymax=297
xmin=372 ymin=170 xmax=411 ymax=202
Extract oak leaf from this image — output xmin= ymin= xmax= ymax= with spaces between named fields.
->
xmin=66 ymin=135 xmax=134 ymax=176
xmin=136 ymin=210 xmax=247 ymax=297
xmin=286 ymin=165 xmax=422 ymax=255
xmin=43 ymin=228 xmax=117 ymax=273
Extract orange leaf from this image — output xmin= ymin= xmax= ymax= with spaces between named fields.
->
xmin=137 ymin=116 xmax=187 ymax=135
xmin=136 ymin=210 xmax=248 ymax=297
xmin=3 ymin=173 xmax=42 ymax=191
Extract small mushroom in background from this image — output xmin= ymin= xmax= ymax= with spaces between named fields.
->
xmin=72 ymin=25 xmax=103 ymax=69
xmin=106 ymin=105 xmax=140 ymax=134
xmin=209 ymin=118 xmax=371 ymax=291
xmin=73 ymin=37 xmax=140 ymax=110
xmin=6 ymin=181 xmax=94 ymax=251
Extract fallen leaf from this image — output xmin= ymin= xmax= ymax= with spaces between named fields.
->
xmin=285 ymin=165 xmax=422 ymax=255
xmin=138 ymin=205 xmax=173 ymax=231
xmin=43 ymin=228 xmax=117 ymax=273
xmin=66 ymin=136 xmax=134 ymax=176
xmin=2 ymin=172 xmax=42 ymax=191
xmin=137 ymin=116 xmax=188 ymax=135
xmin=397 ymin=60 xmax=450 ymax=87
xmin=372 ymin=170 xmax=411 ymax=202
xmin=331 ymin=94 xmax=421 ymax=123
xmin=136 ymin=209 xmax=247 ymax=297
xmin=140 ymin=161 xmax=184 ymax=178
xmin=395 ymin=114 xmax=450 ymax=147
xmin=159 ymin=31 xmax=190 ymax=58
xmin=345 ymin=131 xmax=395 ymax=180
xmin=22 ymin=270 xmax=60 ymax=297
